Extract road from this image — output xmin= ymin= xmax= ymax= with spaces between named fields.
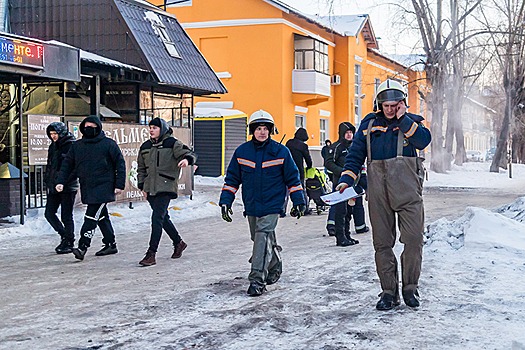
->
xmin=0 ymin=183 xmax=523 ymax=349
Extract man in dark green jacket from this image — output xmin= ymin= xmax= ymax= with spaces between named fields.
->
xmin=137 ymin=118 xmax=197 ymax=266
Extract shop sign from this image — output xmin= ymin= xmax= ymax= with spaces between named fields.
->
xmin=27 ymin=115 xmax=61 ymax=165
xmin=69 ymin=122 xmax=193 ymax=202
xmin=0 ymin=35 xmax=45 ymax=69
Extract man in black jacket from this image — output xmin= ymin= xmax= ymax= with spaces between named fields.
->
xmin=56 ymin=116 xmax=126 ymax=261
xmin=284 ymin=127 xmax=312 ymax=215
xmin=324 ymin=122 xmax=368 ymax=246
xmin=44 ymin=122 xmax=79 ymax=254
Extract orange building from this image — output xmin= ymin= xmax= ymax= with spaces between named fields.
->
xmin=149 ymin=0 xmax=428 ymax=162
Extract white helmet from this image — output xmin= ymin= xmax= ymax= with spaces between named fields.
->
xmin=248 ymin=109 xmax=276 ymax=134
xmin=374 ymin=79 xmax=407 ymax=111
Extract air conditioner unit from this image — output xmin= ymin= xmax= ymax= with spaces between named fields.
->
xmin=331 ymin=74 xmax=341 ymax=85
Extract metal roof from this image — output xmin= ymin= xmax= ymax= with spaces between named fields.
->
xmin=9 ymin=0 xmax=226 ymax=95
xmin=114 ymin=0 xmax=227 ymax=95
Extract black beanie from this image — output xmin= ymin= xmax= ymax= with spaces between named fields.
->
xmin=149 ymin=118 xmax=163 ymax=128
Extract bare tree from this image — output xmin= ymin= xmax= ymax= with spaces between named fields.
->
xmin=477 ymin=0 xmax=525 ymax=173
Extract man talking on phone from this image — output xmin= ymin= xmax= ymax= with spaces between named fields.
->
xmin=336 ymin=79 xmax=431 ymax=310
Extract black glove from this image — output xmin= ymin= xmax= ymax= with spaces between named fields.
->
xmin=290 ymin=204 xmax=306 ymax=219
xmin=221 ymin=204 xmax=233 ymax=222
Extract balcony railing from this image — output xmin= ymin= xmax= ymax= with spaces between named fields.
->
xmin=292 ymin=70 xmax=331 ymax=97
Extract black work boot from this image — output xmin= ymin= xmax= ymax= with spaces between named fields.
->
xmin=355 ymin=226 xmax=370 ymax=234
xmin=402 ymin=290 xmax=420 ymax=308
xmin=247 ymin=282 xmax=266 ymax=297
xmin=326 ymin=225 xmax=336 ymax=236
xmin=336 ymin=233 xmax=359 ymax=247
xmin=95 ymin=243 xmax=118 ymax=256
xmin=376 ymin=292 xmax=401 ymax=311
xmin=139 ymin=250 xmax=156 ymax=266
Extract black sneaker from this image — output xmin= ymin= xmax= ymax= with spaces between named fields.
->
xmin=95 ymin=243 xmax=118 ymax=256
xmin=247 ymin=282 xmax=266 ymax=297
xmin=402 ymin=290 xmax=420 ymax=308
xmin=72 ymin=247 xmax=87 ymax=261
xmin=56 ymin=240 xmax=74 ymax=254
xmin=376 ymin=292 xmax=401 ymax=310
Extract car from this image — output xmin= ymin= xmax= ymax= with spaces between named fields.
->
xmin=485 ymin=147 xmax=496 ymax=162
xmin=466 ymin=150 xmax=484 ymax=162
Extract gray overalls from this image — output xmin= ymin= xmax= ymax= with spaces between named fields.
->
xmin=366 ymin=119 xmax=425 ymax=297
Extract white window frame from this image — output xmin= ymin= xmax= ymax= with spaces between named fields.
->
xmin=295 ymin=114 xmax=306 ymax=129
xmin=319 ymin=119 xmax=328 ymax=145
xmin=354 ymin=64 xmax=362 ymax=125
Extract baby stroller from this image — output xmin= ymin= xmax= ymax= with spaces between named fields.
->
xmin=304 ymin=167 xmax=330 ymax=215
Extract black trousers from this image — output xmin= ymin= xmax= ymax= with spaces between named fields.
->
xmin=147 ymin=193 xmax=182 ymax=252
xmin=78 ymin=203 xmax=115 ymax=249
xmin=45 ymin=191 xmax=77 ymax=241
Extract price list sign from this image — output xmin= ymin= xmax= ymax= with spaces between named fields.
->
xmin=0 ymin=35 xmax=45 ymax=69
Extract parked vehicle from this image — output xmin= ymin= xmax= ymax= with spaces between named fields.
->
xmin=466 ymin=150 xmax=484 ymax=162
xmin=485 ymin=147 xmax=496 ymax=162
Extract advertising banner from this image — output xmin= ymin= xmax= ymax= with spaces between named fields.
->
xmin=68 ymin=122 xmax=193 ymax=202
xmin=27 ymin=115 xmax=61 ymax=165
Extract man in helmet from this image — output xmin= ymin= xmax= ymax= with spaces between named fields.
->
xmin=219 ymin=110 xmax=306 ymax=297
xmin=337 ymin=79 xmax=431 ymax=310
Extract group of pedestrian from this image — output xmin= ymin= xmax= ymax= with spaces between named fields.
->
xmin=45 ymin=115 xmax=194 ymax=266
xmin=43 ymin=79 xmax=431 ymax=311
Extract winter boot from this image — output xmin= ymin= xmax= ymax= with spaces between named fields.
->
xmin=355 ymin=226 xmax=370 ymax=234
xmin=72 ymin=246 xmax=87 ymax=261
xmin=402 ymin=290 xmax=420 ymax=308
xmin=56 ymin=239 xmax=74 ymax=254
xmin=266 ymin=269 xmax=282 ymax=285
xmin=344 ymin=231 xmax=360 ymax=245
xmin=326 ymin=226 xmax=336 ymax=236
xmin=171 ymin=240 xmax=187 ymax=259
xmin=95 ymin=243 xmax=118 ymax=256
xmin=139 ymin=250 xmax=156 ymax=266
xmin=247 ymin=281 xmax=266 ymax=297
xmin=335 ymin=232 xmax=358 ymax=247
xmin=376 ymin=292 xmax=401 ymax=311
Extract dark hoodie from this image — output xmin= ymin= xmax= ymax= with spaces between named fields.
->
xmin=45 ymin=122 xmax=79 ymax=193
xmin=325 ymin=122 xmax=359 ymax=183
xmin=57 ymin=116 xmax=126 ymax=204
xmin=285 ymin=127 xmax=312 ymax=181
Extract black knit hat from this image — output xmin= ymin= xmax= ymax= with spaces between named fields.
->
xmin=148 ymin=118 xmax=163 ymax=128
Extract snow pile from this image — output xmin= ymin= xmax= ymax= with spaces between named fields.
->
xmin=426 ymin=198 xmax=525 ymax=253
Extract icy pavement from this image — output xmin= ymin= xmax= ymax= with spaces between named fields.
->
xmin=1 ymin=165 xmax=525 ymax=349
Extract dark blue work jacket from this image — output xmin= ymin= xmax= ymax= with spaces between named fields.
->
xmin=219 ymin=138 xmax=305 ymax=217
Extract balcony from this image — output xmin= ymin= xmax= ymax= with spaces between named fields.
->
xmin=292 ymin=70 xmax=331 ymax=102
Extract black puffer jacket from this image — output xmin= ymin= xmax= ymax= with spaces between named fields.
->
xmin=57 ymin=116 xmax=126 ymax=204
xmin=45 ymin=123 xmax=79 ymax=194
xmin=285 ymin=127 xmax=312 ymax=181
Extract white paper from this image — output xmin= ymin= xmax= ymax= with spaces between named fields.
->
xmin=321 ymin=187 xmax=363 ymax=205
